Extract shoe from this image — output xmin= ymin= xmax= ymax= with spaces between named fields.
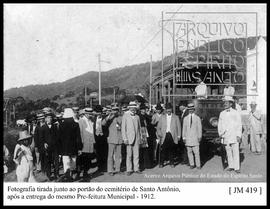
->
xmin=108 ymin=172 xmax=114 ymax=176
xmin=126 ymin=171 xmax=132 ymax=176
xmin=235 ymin=170 xmax=241 ymax=173
xmin=196 ymin=166 xmax=201 ymax=170
xmin=135 ymin=170 xmax=142 ymax=174
xmin=226 ymin=168 xmax=234 ymax=172
xmin=190 ymin=165 xmax=196 ymax=169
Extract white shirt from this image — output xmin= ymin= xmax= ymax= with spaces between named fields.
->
xmin=224 ymin=86 xmax=235 ymax=96
xmin=189 ymin=113 xmax=194 ymax=127
xmin=195 ymin=82 xmax=207 ymax=99
xmin=166 ymin=114 xmax=172 ymax=133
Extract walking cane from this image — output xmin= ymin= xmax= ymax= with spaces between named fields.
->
xmin=158 ymin=138 xmax=161 ymax=166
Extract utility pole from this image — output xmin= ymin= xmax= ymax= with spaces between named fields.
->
xmin=149 ymin=55 xmax=152 ymax=108
xmin=98 ymin=53 xmax=101 ymax=105
xmin=84 ymin=86 xmax=87 ymax=106
xmin=98 ymin=53 xmax=110 ymax=105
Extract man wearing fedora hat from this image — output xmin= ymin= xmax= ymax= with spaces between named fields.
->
xmin=122 ymin=101 xmax=142 ymax=175
xmin=182 ymin=102 xmax=202 ymax=169
xmin=218 ymin=96 xmax=242 ymax=173
xmin=40 ymin=112 xmax=60 ymax=180
xmin=13 ymin=130 xmax=36 ymax=182
xmin=157 ymin=103 xmax=181 ymax=168
xmin=248 ymin=101 xmax=264 ymax=155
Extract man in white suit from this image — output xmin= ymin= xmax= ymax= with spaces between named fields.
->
xmin=248 ymin=101 xmax=263 ymax=155
xmin=218 ymin=96 xmax=242 ymax=173
xmin=122 ymin=101 xmax=142 ymax=176
xmin=182 ymin=103 xmax=202 ymax=169
xmin=157 ymin=103 xmax=181 ymax=168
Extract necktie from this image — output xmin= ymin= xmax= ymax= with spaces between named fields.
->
xmin=190 ymin=114 xmax=192 ymax=128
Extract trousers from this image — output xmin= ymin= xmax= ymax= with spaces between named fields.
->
xmin=225 ymin=143 xmax=240 ymax=170
xmin=107 ymin=143 xmax=122 ymax=173
xmin=186 ymin=145 xmax=201 ymax=167
xmin=126 ymin=141 xmax=139 ymax=172
xmin=160 ymin=133 xmax=175 ymax=165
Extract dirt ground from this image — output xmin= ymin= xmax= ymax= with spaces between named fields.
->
xmin=4 ymin=140 xmax=266 ymax=183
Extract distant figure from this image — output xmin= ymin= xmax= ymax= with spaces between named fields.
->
xmin=13 ymin=130 xmax=36 ymax=182
xmin=248 ymin=101 xmax=263 ymax=155
xmin=223 ymin=79 xmax=235 ymax=97
xmin=194 ymin=77 xmax=207 ymax=99
xmin=122 ymin=101 xmax=142 ymax=176
xmin=182 ymin=103 xmax=202 ymax=169
xmin=218 ymin=96 xmax=242 ymax=173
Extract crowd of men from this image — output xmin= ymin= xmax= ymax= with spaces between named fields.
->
xmin=7 ymin=95 xmax=266 ymax=182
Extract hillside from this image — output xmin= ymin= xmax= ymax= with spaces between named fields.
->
xmin=4 ymin=36 xmax=263 ymax=101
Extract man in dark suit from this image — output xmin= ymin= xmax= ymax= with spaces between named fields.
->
xmin=93 ymin=105 xmax=108 ymax=173
xmin=178 ymin=101 xmax=189 ymax=165
xmin=40 ymin=112 xmax=60 ymax=180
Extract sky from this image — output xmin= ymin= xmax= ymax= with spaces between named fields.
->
xmin=4 ymin=4 xmax=266 ymax=90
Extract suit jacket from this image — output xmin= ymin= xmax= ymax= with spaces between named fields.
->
xmin=157 ymin=113 xmax=181 ymax=145
xmin=106 ymin=115 xmax=123 ymax=144
xmin=182 ymin=113 xmax=202 ymax=146
xmin=121 ymin=111 xmax=141 ymax=145
xmin=78 ymin=116 xmax=95 ymax=153
xmin=59 ymin=118 xmax=82 ymax=156
xmin=39 ymin=123 xmax=59 ymax=152
xmin=218 ymin=108 xmax=242 ymax=145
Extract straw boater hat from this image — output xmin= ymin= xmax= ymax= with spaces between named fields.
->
xmin=62 ymin=108 xmax=75 ymax=118
xmin=84 ymin=107 xmax=93 ymax=114
xmin=223 ymin=96 xmax=234 ymax=102
xmin=72 ymin=107 xmax=79 ymax=113
xmin=250 ymin=101 xmax=257 ymax=105
xmin=187 ymin=103 xmax=195 ymax=110
xmin=36 ymin=113 xmax=45 ymax=121
xmin=128 ymin=101 xmax=138 ymax=109
xmin=17 ymin=130 xmax=32 ymax=142
xmin=112 ymin=106 xmax=119 ymax=111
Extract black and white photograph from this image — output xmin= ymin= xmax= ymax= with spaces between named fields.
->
xmin=3 ymin=3 xmax=267 ymax=205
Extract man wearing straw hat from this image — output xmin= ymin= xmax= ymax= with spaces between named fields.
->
xmin=13 ymin=130 xmax=36 ymax=182
xmin=218 ymin=96 xmax=242 ymax=173
xmin=182 ymin=102 xmax=202 ymax=169
xmin=103 ymin=106 xmax=123 ymax=176
xmin=122 ymin=101 xmax=142 ymax=175
xmin=59 ymin=108 xmax=82 ymax=181
xmin=78 ymin=108 xmax=95 ymax=180
xmin=248 ymin=101 xmax=264 ymax=155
